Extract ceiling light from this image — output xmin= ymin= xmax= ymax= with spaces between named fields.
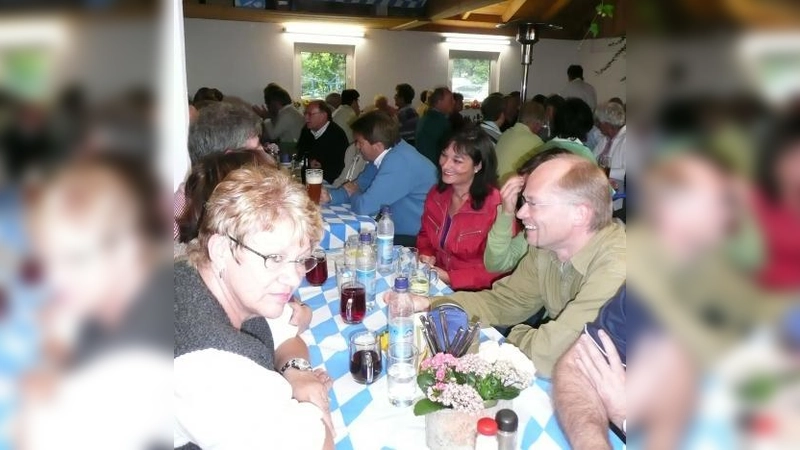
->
xmin=284 ymin=22 xmax=365 ymax=38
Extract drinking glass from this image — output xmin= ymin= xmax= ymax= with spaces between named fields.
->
xmin=335 ymin=259 xmax=354 ymax=292
xmin=340 ymin=280 xmax=367 ymax=324
xmin=305 ymin=248 xmax=328 ymax=286
xmin=394 ymin=247 xmax=419 ymax=280
xmin=409 ymin=263 xmax=439 ymax=296
xmin=344 ymin=235 xmax=360 ymax=267
xmin=306 ymin=169 xmax=324 ymax=204
xmin=387 ymin=343 xmax=418 ymax=407
xmin=349 ymin=330 xmax=382 ymax=384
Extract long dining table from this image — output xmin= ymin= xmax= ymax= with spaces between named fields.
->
xmin=296 ymin=250 xmax=625 ymax=450
xmin=319 ymin=204 xmax=377 ymax=251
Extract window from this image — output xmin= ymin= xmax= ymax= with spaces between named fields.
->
xmin=448 ymin=51 xmax=499 ymax=103
xmin=294 ymin=44 xmax=355 ymax=102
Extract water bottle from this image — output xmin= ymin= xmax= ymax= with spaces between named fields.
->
xmin=377 ymin=205 xmax=394 ymax=275
xmin=355 ymin=232 xmax=377 ymax=309
xmin=388 ymin=277 xmax=414 ymax=348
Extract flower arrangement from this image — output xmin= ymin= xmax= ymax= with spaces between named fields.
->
xmin=413 ymin=341 xmax=535 ymax=416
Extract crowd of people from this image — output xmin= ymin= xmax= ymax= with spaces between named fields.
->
xmin=7 ymin=58 xmax=796 ymax=450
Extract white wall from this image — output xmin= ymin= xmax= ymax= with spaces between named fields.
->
xmin=183 ymin=18 xmax=626 ymax=107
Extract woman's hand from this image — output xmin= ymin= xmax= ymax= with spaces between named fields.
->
xmin=284 ymin=368 xmax=331 ymax=412
xmin=419 ymin=254 xmax=436 ymax=266
xmin=320 ymin=189 xmax=331 ymax=205
xmin=500 ymin=176 xmax=525 ymax=216
xmin=434 ymin=267 xmax=450 ymax=285
xmin=288 ymin=299 xmax=312 ymax=334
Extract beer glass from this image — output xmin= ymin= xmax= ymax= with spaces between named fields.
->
xmin=409 ymin=263 xmax=439 ymax=296
xmin=305 ymin=168 xmax=324 ymax=204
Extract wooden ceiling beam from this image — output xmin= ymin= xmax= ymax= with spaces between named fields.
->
xmin=390 ymin=19 xmax=430 ymax=31
xmin=427 ymin=0 xmax=506 ymax=21
xmin=432 ymin=19 xmax=503 ymax=29
xmin=501 ymin=0 xmax=527 ymax=23
xmin=183 ymin=3 xmax=410 ymax=29
xmin=542 ymin=0 xmax=572 ymax=20
xmin=461 ymin=12 xmax=472 ymax=20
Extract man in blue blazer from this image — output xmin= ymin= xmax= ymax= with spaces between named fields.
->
xmin=322 ymin=111 xmax=437 ymax=246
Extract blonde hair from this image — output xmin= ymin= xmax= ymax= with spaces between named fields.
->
xmin=187 ymin=165 xmax=323 ymax=267
xmin=555 ymin=159 xmax=613 ymax=231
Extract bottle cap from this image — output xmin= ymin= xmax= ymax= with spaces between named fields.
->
xmin=359 ymin=232 xmax=371 ymax=243
xmin=394 ymin=277 xmax=409 ymax=290
xmin=495 ymin=409 xmax=518 ymax=432
xmin=476 ymin=417 xmax=498 ymax=436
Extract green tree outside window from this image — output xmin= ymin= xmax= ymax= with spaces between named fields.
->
xmin=300 ymin=52 xmax=347 ymax=100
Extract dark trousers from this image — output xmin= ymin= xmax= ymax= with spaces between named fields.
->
xmin=394 ymin=234 xmax=418 ymax=247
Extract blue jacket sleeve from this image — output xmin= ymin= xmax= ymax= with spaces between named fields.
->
xmin=351 ymin=156 xmax=416 ymax=216
xmin=329 ymin=163 xmax=377 ymax=206
xmin=328 ymin=187 xmax=350 ymax=205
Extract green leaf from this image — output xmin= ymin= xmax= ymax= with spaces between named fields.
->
xmin=602 ymin=4 xmax=614 ymax=17
xmin=414 ymin=398 xmax=446 ymax=416
xmin=595 ymin=3 xmax=603 ymax=15
xmin=589 ymin=22 xmax=599 ymax=38
xmin=417 ymin=372 xmax=436 ymax=391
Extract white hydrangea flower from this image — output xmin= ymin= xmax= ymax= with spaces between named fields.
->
xmin=497 ymin=343 xmax=535 ymax=382
xmin=477 ymin=340 xmax=500 ymax=364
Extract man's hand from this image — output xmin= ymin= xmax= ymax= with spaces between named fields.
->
xmin=288 ymin=299 xmax=312 ymax=334
xmin=252 ymin=104 xmax=269 ymax=120
xmin=342 ymin=181 xmax=360 ymax=196
xmin=384 ymin=290 xmax=430 ymax=312
xmin=320 ymin=189 xmax=331 ymax=205
xmin=575 ymin=331 xmax=626 ymax=429
xmin=500 ymin=176 xmax=525 ymax=216
xmin=310 ymin=159 xmax=322 ymax=169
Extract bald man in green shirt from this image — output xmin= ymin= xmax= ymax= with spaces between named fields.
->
xmin=387 ymin=154 xmax=626 ymax=376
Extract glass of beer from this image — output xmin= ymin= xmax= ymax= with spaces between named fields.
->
xmin=305 ymin=168 xmax=324 ymax=204
xmin=409 ymin=263 xmax=439 ymax=296
xmin=305 ymin=248 xmax=328 ymax=286
xmin=349 ymin=330 xmax=382 ymax=384
xmin=340 ymin=280 xmax=367 ymax=324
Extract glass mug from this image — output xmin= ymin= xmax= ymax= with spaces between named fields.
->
xmin=305 ymin=168 xmax=324 ymax=204
xmin=394 ymin=247 xmax=419 ymax=280
xmin=409 ymin=263 xmax=439 ymax=296
xmin=305 ymin=248 xmax=328 ymax=286
xmin=340 ymin=280 xmax=367 ymax=324
xmin=349 ymin=330 xmax=382 ymax=384
xmin=335 ymin=259 xmax=354 ymax=292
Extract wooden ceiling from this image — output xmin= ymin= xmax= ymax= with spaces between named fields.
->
xmin=183 ymin=0 xmax=627 ymax=39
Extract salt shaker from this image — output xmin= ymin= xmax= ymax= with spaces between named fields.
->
xmin=495 ymin=409 xmax=518 ymax=450
xmin=475 ymin=417 xmax=498 ymax=450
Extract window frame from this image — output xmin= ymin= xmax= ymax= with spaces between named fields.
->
xmin=447 ymin=50 xmax=500 ymax=102
xmin=293 ymin=43 xmax=356 ymax=101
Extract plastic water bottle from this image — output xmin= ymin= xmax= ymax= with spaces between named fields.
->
xmin=355 ymin=232 xmax=377 ymax=309
xmin=388 ymin=277 xmax=414 ymax=348
xmin=376 ymin=205 xmax=394 ymax=275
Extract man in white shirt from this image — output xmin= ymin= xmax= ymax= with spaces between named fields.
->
xmin=332 ymin=89 xmax=361 ymax=143
xmin=592 ymin=101 xmax=626 ymax=210
xmin=258 ymin=85 xmax=305 ymax=143
xmin=562 ymin=65 xmax=598 ymax=112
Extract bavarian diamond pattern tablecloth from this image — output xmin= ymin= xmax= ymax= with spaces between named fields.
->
xmin=296 ymin=256 xmax=624 ymax=450
xmin=320 ymin=205 xmax=376 ymax=250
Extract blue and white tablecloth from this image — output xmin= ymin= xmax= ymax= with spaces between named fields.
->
xmin=296 ymin=255 xmax=624 ymax=450
xmin=320 ymin=204 xmax=376 ymax=250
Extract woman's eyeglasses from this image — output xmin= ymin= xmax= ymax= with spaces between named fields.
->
xmin=228 ymin=236 xmax=318 ymax=273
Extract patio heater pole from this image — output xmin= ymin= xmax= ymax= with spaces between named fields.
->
xmin=516 ymin=22 xmax=540 ymax=102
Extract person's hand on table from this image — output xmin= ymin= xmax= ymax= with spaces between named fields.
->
xmin=433 ymin=267 xmax=450 ymax=285
xmin=574 ymin=330 xmax=626 ymax=429
xmin=310 ymin=159 xmax=322 ymax=169
xmin=320 ymin=188 xmax=331 ymax=205
xmin=384 ymin=290 xmax=430 ymax=313
xmin=500 ymin=176 xmax=525 ymax=216
xmin=288 ymin=298 xmax=312 ymax=334
xmin=342 ymin=181 xmax=360 ymax=196
xmin=252 ymin=104 xmax=270 ymax=120
xmin=419 ymin=254 xmax=436 ymax=266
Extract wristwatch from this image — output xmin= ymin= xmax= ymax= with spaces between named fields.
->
xmin=279 ymin=357 xmax=313 ymax=375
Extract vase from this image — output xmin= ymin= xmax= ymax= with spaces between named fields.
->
xmin=424 ymin=400 xmax=510 ymax=450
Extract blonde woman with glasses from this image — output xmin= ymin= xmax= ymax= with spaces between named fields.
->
xmin=174 ymin=165 xmax=334 ymax=449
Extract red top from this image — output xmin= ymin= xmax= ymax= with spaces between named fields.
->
xmin=477 ymin=417 xmax=498 ymax=436
xmin=416 ymin=186 xmax=507 ymax=291
xmin=752 ymin=191 xmax=800 ymax=291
